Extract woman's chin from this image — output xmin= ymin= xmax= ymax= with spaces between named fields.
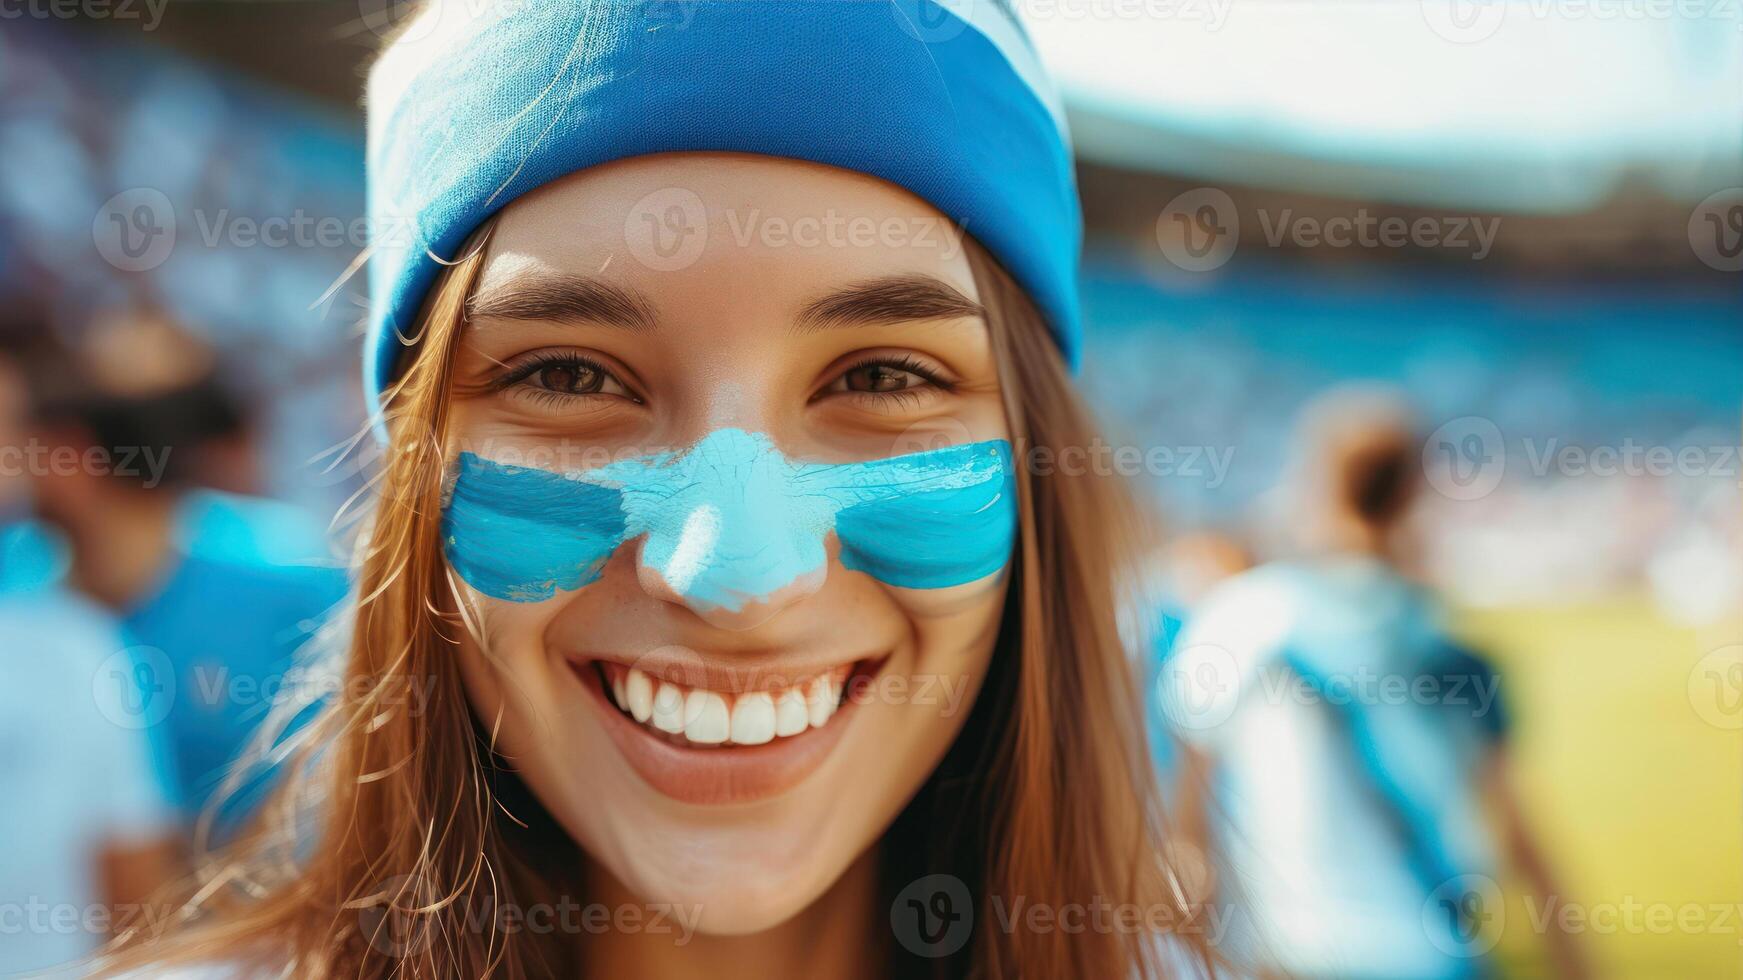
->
xmin=604 ymin=843 xmax=850 ymax=937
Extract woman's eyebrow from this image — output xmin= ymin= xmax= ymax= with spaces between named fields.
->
xmin=793 ymin=274 xmax=985 ymax=333
xmin=467 ymin=269 xmax=658 ymax=332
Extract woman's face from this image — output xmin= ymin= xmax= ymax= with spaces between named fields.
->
xmin=444 ymin=154 xmax=1011 ymax=934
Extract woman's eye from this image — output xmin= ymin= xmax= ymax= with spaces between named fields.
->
xmin=842 ymin=363 xmax=924 ymax=393
xmin=822 ymin=357 xmax=949 ymax=402
xmin=534 ymin=361 xmax=604 ymax=394
xmin=501 ymin=355 xmax=634 ymax=402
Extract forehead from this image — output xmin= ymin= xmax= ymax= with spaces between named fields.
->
xmin=477 ymin=153 xmax=979 ymax=327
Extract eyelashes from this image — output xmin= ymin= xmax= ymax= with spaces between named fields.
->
xmin=489 ymin=349 xmax=955 ymax=413
xmin=820 ymin=352 xmax=954 ymax=412
xmin=493 ymin=351 xmax=638 ymax=408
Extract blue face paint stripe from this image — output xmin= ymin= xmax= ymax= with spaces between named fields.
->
xmin=441 ymin=457 xmax=628 ymax=603
xmin=830 ymin=441 xmax=1017 ymax=590
xmin=441 ymin=430 xmax=1018 ymax=608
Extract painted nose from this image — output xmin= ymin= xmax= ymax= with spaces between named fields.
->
xmin=633 ymin=497 xmax=830 ymax=631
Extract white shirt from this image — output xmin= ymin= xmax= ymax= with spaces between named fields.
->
xmin=0 ymin=589 xmax=177 ymax=978
xmin=1163 ymin=556 xmax=1499 ymax=980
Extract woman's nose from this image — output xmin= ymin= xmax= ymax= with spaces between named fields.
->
xmin=632 ymin=499 xmax=830 ymax=631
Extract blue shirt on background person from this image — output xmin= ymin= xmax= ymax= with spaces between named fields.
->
xmin=119 ymin=491 xmax=349 ymax=825
xmin=1 ymin=492 xmax=348 ymax=827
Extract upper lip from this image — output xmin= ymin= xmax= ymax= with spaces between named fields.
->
xmin=569 ymin=649 xmax=881 ymax=695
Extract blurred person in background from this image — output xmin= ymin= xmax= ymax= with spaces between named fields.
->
xmin=23 ymin=312 xmax=347 ymax=833
xmin=1164 ymin=389 xmax=1587 ymax=979
xmin=1144 ymin=529 xmax=1253 ymax=783
xmin=0 ymin=322 xmax=181 ymax=977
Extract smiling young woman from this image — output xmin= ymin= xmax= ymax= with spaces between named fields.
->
xmin=101 ymin=3 xmax=1221 ymax=979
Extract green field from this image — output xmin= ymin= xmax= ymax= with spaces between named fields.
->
xmin=1453 ymin=600 xmax=1742 ymax=979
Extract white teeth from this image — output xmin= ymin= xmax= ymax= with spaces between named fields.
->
xmin=774 ymin=689 xmax=809 ymax=737
xmin=626 ymin=669 xmax=654 ymax=723
xmin=805 ymin=676 xmax=838 ymax=729
xmin=683 ymin=690 xmax=730 ymax=744
xmin=651 ymin=681 xmax=687 ymax=733
xmin=609 ymin=665 xmax=853 ymax=745
xmin=730 ymin=691 xmax=777 ymax=746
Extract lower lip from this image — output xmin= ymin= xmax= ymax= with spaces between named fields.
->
xmin=574 ymin=661 xmax=867 ymax=806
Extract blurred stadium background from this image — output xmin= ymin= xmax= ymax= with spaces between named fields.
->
xmin=1 ymin=3 xmax=1738 ymax=976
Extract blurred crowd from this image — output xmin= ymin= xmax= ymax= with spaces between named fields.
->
xmin=0 ymin=11 xmax=1736 ymax=980
xmin=0 ymin=309 xmax=346 ymax=976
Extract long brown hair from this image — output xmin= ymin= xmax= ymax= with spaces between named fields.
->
xmin=100 ymin=231 xmax=1221 ymax=978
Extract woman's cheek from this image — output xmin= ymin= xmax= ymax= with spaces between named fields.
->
xmin=867 ymin=578 xmax=1007 ymax=730
xmin=452 ymin=593 xmax=570 ymax=742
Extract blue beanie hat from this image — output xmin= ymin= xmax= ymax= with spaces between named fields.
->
xmin=364 ymin=0 xmax=1082 ymax=411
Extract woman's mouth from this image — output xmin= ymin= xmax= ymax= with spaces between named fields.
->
xmin=595 ymin=661 xmax=853 ymax=748
xmin=572 ymin=656 xmax=881 ymax=805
